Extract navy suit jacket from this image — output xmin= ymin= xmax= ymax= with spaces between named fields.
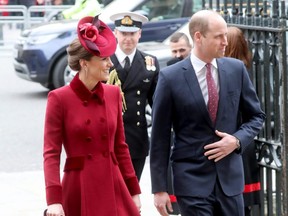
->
xmin=150 ymin=57 xmax=265 ymax=197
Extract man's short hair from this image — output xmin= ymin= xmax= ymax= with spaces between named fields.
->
xmin=169 ymin=32 xmax=190 ymax=44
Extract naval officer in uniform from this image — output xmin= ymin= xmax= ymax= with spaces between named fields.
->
xmin=108 ymin=11 xmax=159 ymax=181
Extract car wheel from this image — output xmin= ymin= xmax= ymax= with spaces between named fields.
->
xmin=52 ymin=55 xmax=77 ymax=89
xmin=40 ymin=83 xmax=55 ymax=90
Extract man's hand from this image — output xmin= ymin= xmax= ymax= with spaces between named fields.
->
xmin=154 ymin=192 xmax=173 ymax=216
xmin=204 ymin=130 xmax=239 ymax=162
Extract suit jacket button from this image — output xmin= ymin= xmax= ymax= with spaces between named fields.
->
xmin=85 ymin=119 xmax=91 ymax=125
xmin=137 ymin=122 xmax=140 ymax=126
xmin=137 ymin=101 xmax=141 ymax=105
xmin=87 ymin=154 xmax=93 ymax=159
xmin=137 ymin=90 xmax=141 ymax=95
xmin=137 ymin=111 xmax=140 ymax=115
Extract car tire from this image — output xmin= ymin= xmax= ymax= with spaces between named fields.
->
xmin=53 ymin=54 xmax=77 ymax=89
xmin=40 ymin=83 xmax=55 ymax=91
xmin=52 ymin=55 xmax=67 ymax=89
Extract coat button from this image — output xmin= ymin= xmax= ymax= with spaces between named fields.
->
xmin=103 ymin=151 xmax=109 ymax=158
xmin=87 ymin=154 xmax=93 ymax=159
xmin=137 ymin=122 xmax=140 ymax=126
xmin=85 ymin=119 xmax=91 ymax=125
xmin=137 ymin=90 xmax=141 ymax=95
xmin=100 ymin=117 xmax=105 ymax=123
xmin=137 ymin=101 xmax=141 ymax=105
xmin=85 ymin=137 xmax=92 ymax=142
xmin=137 ymin=111 xmax=140 ymax=115
xmin=83 ymin=101 xmax=88 ymax=106
xmin=101 ymin=134 xmax=107 ymax=140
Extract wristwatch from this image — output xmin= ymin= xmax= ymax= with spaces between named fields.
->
xmin=235 ymin=137 xmax=241 ymax=150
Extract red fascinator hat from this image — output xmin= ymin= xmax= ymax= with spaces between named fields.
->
xmin=77 ymin=15 xmax=116 ymax=57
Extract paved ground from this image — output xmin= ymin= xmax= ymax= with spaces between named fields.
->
xmin=0 ymin=160 xmax=164 ymax=216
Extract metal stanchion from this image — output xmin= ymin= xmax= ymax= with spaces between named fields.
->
xmin=0 ymin=24 xmax=3 ymax=42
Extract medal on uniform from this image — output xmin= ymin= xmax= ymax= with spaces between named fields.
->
xmin=145 ymin=56 xmax=156 ymax=71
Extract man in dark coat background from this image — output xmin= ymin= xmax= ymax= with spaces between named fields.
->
xmin=108 ymin=11 xmax=159 ymax=181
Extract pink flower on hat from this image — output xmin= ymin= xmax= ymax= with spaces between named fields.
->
xmin=79 ymin=23 xmax=99 ymax=42
xmin=77 ymin=15 xmax=116 ymax=57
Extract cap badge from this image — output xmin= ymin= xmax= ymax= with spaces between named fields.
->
xmin=121 ymin=16 xmax=133 ymax=26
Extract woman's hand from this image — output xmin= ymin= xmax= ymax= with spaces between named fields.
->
xmin=46 ymin=203 xmax=65 ymax=216
xmin=132 ymin=194 xmax=142 ymax=212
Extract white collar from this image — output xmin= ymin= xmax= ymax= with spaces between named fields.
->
xmin=115 ymin=46 xmax=136 ymax=64
xmin=190 ymin=51 xmax=218 ymax=75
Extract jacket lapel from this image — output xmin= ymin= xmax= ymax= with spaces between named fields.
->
xmin=215 ymin=59 xmax=227 ymax=127
xmin=110 ymin=55 xmax=127 ymax=84
xmin=122 ymin=50 xmax=142 ymax=89
xmin=182 ymin=58 xmax=214 ymax=126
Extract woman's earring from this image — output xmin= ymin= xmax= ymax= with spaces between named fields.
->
xmin=84 ymin=65 xmax=88 ymax=78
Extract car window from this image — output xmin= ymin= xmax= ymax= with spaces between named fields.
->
xmin=99 ymin=0 xmax=143 ymax=22
xmin=193 ymin=0 xmax=203 ymax=12
xmin=163 ymin=22 xmax=192 ymax=45
xmin=134 ymin=0 xmax=186 ymax=21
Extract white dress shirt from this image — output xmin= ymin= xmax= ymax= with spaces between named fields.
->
xmin=115 ymin=45 xmax=136 ymax=68
xmin=190 ymin=51 xmax=219 ymax=106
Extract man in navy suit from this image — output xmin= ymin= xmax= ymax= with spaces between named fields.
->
xmin=150 ymin=10 xmax=265 ymax=216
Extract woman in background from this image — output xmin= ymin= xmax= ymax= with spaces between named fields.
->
xmin=225 ymin=26 xmax=261 ymax=216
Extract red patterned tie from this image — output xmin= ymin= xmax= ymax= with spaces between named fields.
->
xmin=206 ymin=63 xmax=218 ymax=124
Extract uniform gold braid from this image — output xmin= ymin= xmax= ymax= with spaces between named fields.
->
xmin=107 ymin=69 xmax=127 ymax=112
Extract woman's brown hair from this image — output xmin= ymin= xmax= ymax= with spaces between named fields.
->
xmin=225 ymin=26 xmax=252 ymax=69
xmin=66 ymin=38 xmax=94 ymax=71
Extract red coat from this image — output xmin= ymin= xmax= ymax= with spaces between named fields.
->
xmin=43 ymin=73 xmax=141 ymax=216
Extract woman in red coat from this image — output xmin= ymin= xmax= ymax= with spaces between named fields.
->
xmin=43 ymin=15 xmax=141 ymax=216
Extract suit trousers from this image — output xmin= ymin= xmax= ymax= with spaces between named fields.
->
xmin=176 ymin=177 xmax=244 ymax=216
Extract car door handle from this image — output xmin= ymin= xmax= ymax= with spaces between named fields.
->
xmin=167 ymin=23 xmax=182 ymax=31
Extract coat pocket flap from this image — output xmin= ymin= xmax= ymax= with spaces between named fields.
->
xmin=64 ymin=156 xmax=85 ymax=172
